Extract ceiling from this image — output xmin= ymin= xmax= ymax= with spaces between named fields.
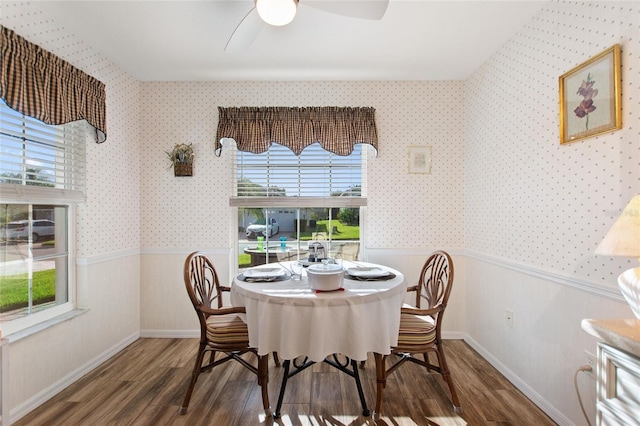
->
xmin=36 ymin=0 xmax=548 ymax=81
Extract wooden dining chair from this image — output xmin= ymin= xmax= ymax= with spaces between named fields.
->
xmin=180 ymin=252 xmax=273 ymax=416
xmin=373 ymin=250 xmax=462 ymax=417
xmin=336 ymin=242 xmax=360 ymax=261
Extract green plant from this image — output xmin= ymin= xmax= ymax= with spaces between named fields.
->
xmin=165 ymin=143 xmax=194 ymax=168
xmin=337 ymin=208 xmax=359 ymax=226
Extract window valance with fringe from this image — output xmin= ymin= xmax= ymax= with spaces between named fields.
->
xmin=216 ymin=106 xmax=378 ymax=156
xmin=0 ymin=25 xmax=107 ymax=143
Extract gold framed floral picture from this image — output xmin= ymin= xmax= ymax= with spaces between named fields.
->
xmin=408 ymin=146 xmax=432 ymax=174
xmin=559 ymin=44 xmax=621 ymax=144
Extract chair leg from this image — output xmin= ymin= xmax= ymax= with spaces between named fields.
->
xmin=422 ymin=352 xmax=431 ymax=370
xmin=258 ymin=354 xmax=272 ymax=417
xmin=435 ymin=342 xmax=462 ymax=414
xmin=272 ymin=351 xmax=281 ymax=367
xmin=206 ymin=350 xmax=216 ymax=371
xmin=180 ymin=342 xmax=207 ymax=414
xmin=373 ymin=353 xmax=387 ymax=420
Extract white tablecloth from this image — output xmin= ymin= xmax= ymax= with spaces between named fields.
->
xmin=231 ymin=261 xmax=406 ymax=362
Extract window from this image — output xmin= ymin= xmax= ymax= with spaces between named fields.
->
xmin=0 ymin=99 xmax=87 ymax=196
xmin=235 ymin=143 xmax=364 ymax=199
xmin=0 ymin=99 xmax=87 ymax=335
xmin=232 ymin=142 xmax=367 ymax=269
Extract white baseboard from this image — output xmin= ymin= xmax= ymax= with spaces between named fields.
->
xmin=140 ymin=329 xmax=199 ymax=338
xmin=8 ymin=332 xmax=139 ymax=425
xmin=462 ymin=334 xmax=573 ymax=426
xmin=442 ymin=331 xmax=466 ymax=340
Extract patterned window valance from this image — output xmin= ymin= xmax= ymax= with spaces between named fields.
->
xmin=0 ymin=25 xmax=107 ymax=143
xmin=216 ymin=106 xmax=378 ymax=156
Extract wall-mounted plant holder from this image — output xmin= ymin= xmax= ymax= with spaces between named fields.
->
xmin=174 ymin=163 xmax=193 ymax=176
xmin=165 ymin=143 xmax=194 ymax=177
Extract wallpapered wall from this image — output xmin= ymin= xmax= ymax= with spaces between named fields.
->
xmin=465 ymin=0 xmax=640 ymax=286
xmin=462 ymin=3 xmax=640 ymax=422
xmin=140 ymin=81 xmax=465 ymax=251
xmin=2 ymin=2 xmax=142 ymax=419
xmin=0 ymin=2 xmax=142 ymax=259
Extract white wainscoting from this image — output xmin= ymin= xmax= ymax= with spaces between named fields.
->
xmin=5 ymin=250 xmax=140 ymax=425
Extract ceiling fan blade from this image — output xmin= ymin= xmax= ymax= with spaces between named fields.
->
xmin=304 ymin=0 xmax=389 ymax=20
xmin=225 ymin=6 xmax=264 ymax=51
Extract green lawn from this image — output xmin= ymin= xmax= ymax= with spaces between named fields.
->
xmin=239 ymin=253 xmax=251 ymax=268
xmin=0 ymin=269 xmax=56 ymax=312
xmin=298 ymin=220 xmax=359 ymax=240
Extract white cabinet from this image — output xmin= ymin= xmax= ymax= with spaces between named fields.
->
xmin=597 ymin=342 xmax=640 ymax=425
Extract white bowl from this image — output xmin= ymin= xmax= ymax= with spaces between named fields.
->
xmin=307 ymin=263 xmax=345 ymax=291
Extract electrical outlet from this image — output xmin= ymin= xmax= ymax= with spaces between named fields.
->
xmin=584 ymin=351 xmax=596 ymax=378
xmin=505 ymin=309 xmax=514 ymax=328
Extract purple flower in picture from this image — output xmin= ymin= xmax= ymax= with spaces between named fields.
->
xmin=573 ymin=73 xmax=598 ymax=129
xmin=574 ymin=99 xmax=595 ymax=118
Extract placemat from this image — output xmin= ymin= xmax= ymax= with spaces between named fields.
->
xmin=344 ymin=272 xmax=396 ymax=281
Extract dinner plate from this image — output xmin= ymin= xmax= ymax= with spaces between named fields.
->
xmin=244 ymin=267 xmax=286 ymax=279
xmin=346 ymin=267 xmax=390 ymax=278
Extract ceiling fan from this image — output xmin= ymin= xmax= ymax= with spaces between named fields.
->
xmin=225 ymin=0 xmax=390 ymax=51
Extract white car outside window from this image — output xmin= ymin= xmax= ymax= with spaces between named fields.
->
xmin=1 ymin=219 xmax=55 ymax=242
xmin=246 ymin=218 xmax=279 ymax=238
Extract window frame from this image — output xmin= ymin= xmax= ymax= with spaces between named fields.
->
xmin=230 ymin=142 xmax=369 ymax=272
xmin=0 ymin=100 xmax=85 ymax=337
xmin=0 ymin=202 xmax=75 ymax=336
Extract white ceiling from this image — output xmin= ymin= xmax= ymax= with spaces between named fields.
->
xmin=36 ymin=0 xmax=548 ymax=81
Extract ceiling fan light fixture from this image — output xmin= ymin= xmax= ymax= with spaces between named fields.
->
xmin=256 ymin=0 xmax=298 ymax=26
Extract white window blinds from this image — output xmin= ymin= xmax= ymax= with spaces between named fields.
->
xmin=0 ymin=99 xmax=88 ymax=203
xmin=231 ymin=142 xmax=367 ymax=208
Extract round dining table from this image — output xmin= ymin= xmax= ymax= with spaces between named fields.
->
xmin=231 ymin=260 xmax=406 ymax=418
xmin=231 ymin=260 xmax=406 ymax=363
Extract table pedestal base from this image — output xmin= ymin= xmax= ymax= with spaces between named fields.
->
xmin=273 ymin=354 xmax=370 ymax=419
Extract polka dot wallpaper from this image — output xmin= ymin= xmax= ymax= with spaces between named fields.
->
xmin=1 ymin=1 xmax=142 ymax=258
xmin=2 ymin=0 xmax=638 ymax=289
xmin=140 ymin=81 xmax=466 ymax=250
xmin=465 ymin=0 xmax=640 ymax=286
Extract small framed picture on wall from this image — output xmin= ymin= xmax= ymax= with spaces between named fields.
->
xmin=408 ymin=146 xmax=432 ymax=174
xmin=559 ymin=44 xmax=622 ymax=144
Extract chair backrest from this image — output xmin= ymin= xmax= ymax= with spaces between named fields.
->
xmin=337 ymin=242 xmax=360 ymax=261
xmin=184 ymin=252 xmax=225 ymax=321
xmin=415 ymin=250 xmax=454 ymax=315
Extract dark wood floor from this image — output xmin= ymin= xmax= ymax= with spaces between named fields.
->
xmin=15 ymin=339 xmax=556 ymax=425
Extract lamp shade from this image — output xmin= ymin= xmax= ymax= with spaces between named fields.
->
xmin=595 ymin=195 xmax=640 ymax=257
xmin=256 ymin=0 xmax=298 ymax=26
xmin=595 ymin=194 xmax=640 ymax=318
